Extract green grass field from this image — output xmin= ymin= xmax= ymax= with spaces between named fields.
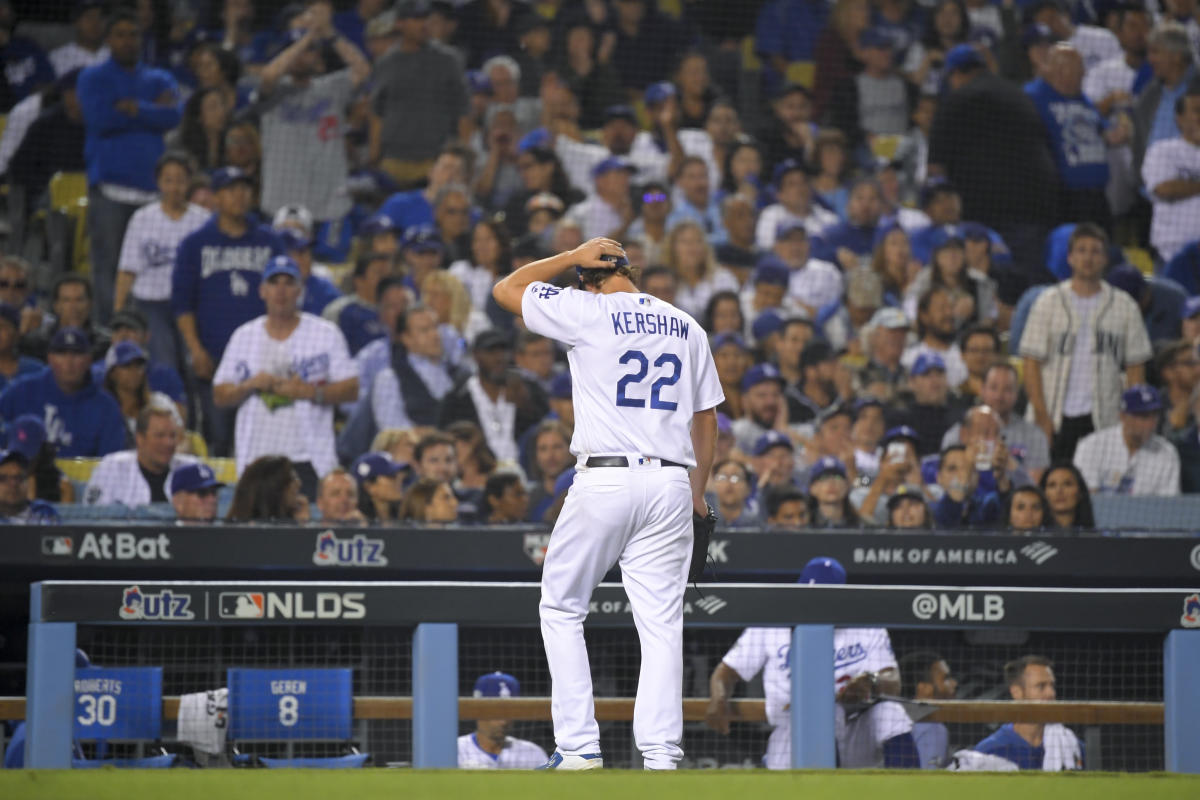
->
xmin=2 ymin=770 xmax=1198 ymax=800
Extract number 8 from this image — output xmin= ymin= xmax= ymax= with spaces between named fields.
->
xmin=278 ymin=695 xmax=299 ymax=726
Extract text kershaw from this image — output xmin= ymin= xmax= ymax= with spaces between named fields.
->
xmin=610 ymin=311 xmax=689 ymax=339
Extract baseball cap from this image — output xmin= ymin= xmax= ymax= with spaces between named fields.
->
xmin=110 ymin=308 xmax=149 ymax=332
xmin=960 ymin=222 xmax=990 ymax=242
xmin=852 ymin=395 xmax=883 ymax=419
xmin=1106 ymin=263 xmax=1147 ymax=300
xmin=474 ymin=671 xmax=520 ymax=698
xmin=886 ymin=484 xmax=926 ymax=510
xmin=0 ymin=448 xmax=27 ymax=468
xmin=402 ymin=224 xmax=444 ymax=253
xmin=49 ymin=326 xmax=90 ymax=354
xmin=518 ymin=128 xmax=552 ymax=153
xmin=1121 ymin=384 xmax=1164 ymax=414
xmin=273 ymin=204 xmax=314 ymax=237
xmin=473 ymin=329 xmax=512 ymax=351
xmin=741 ymin=362 xmax=785 ymax=392
xmin=775 ymin=219 xmax=807 ymax=240
xmin=716 ymin=412 xmax=733 ymax=435
xmin=771 ymin=158 xmax=806 ymax=187
xmin=752 ymin=309 xmax=786 ymax=342
xmin=262 ymin=255 xmax=302 ymax=282
xmin=1183 ymin=296 xmax=1200 ymax=320
xmin=591 ymin=155 xmax=636 ymax=179
xmin=603 ymin=104 xmax=638 ymax=125
xmin=394 ymin=0 xmax=431 ymax=19
xmin=929 ymin=227 xmax=965 ymax=254
xmin=809 ymin=456 xmax=847 ymax=483
xmin=644 ymin=81 xmax=676 ymax=106
xmin=169 ymin=462 xmax=225 ymax=495
xmin=858 ymin=27 xmax=892 ymax=50
xmin=359 ymin=212 xmax=400 ymax=238
xmin=816 ymin=401 xmax=853 ymax=428
xmin=872 ymin=217 xmax=905 ymax=249
xmin=944 ymin=43 xmax=984 ymax=73
xmin=753 ymin=260 xmax=790 ymax=288
xmin=868 ymin=306 xmax=909 ymax=330
xmin=753 ymin=430 xmax=794 ymax=457
xmin=799 ymin=339 xmax=836 ymax=370
xmin=549 ymin=371 xmax=572 ymax=400
xmin=7 ymin=414 xmax=46 ymax=461
xmin=526 ymin=192 xmax=565 ymax=216
xmin=970 ymin=27 xmax=999 ymax=50
xmin=798 ymin=556 xmax=847 ymax=585
xmin=352 ymin=452 xmax=407 ymax=483
xmin=910 ymin=352 xmax=947 ymax=376
xmin=711 ymin=331 xmax=748 ymax=353
xmin=210 ymin=166 xmax=254 ymax=191
xmin=104 ymin=340 xmax=148 ymax=373
xmin=882 ymin=425 xmax=919 ymax=448
xmin=0 ymin=303 xmax=18 ymax=330
xmin=277 ymin=228 xmax=313 ymax=252
xmin=1022 ymin=22 xmax=1058 ymax=48
xmin=918 ymin=177 xmax=958 ymax=208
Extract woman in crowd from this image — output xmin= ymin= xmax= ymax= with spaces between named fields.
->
xmin=809 ymin=129 xmax=852 ymax=219
xmin=449 ymin=219 xmax=513 ymax=312
xmin=708 ymin=459 xmax=759 ymax=529
xmin=870 ymin=222 xmax=920 ymax=307
xmin=886 ymin=485 xmax=931 ymax=529
xmin=666 ymin=220 xmax=740 ymax=319
xmin=447 ymin=421 xmax=497 ymax=494
xmin=102 ymin=342 xmax=184 ymax=442
xmin=703 ymin=290 xmax=746 ymax=338
xmin=399 ymin=479 xmax=460 ymax=525
xmin=420 ymin=270 xmax=488 ymax=362
xmin=353 ymin=451 xmax=408 ymax=524
xmin=711 ymin=332 xmax=751 ymax=420
xmin=1006 ymin=485 xmax=1050 ymax=533
xmin=719 ymin=141 xmax=766 ymax=208
xmin=555 ymin=21 xmax=624 ymax=130
xmin=226 ymin=455 xmax=307 ymax=522
xmin=808 ymin=457 xmax=860 ymax=528
xmin=674 ymin=50 xmax=720 ymax=130
xmin=526 ymin=420 xmax=573 ymax=522
xmin=1039 ymin=463 xmax=1096 ymax=531
xmin=904 ymin=232 xmax=997 ymax=330
xmin=188 ymin=41 xmax=243 ymax=110
xmin=371 ymin=427 xmax=435 ymax=471
xmin=222 ymin=119 xmax=261 ymax=182
xmin=903 ymin=0 xmax=969 ymax=95
xmin=168 ymin=88 xmax=231 ymax=171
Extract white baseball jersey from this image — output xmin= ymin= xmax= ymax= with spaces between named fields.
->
xmin=118 ymin=202 xmax=210 ymax=301
xmin=1141 ymin=137 xmax=1200 ymax=262
xmin=213 ymin=312 xmax=356 ymax=477
xmin=1073 ymin=424 xmax=1180 ymax=496
xmin=457 ymin=733 xmax=548 ymax=769
xmin=83 ymin=450 xmax=198 ymax=506
xmin=520 ymin=283 xmax=724 ymax=465
xmin=721 ymin=626 xmax=912 ymax=769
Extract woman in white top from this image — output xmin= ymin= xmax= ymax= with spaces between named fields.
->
xmin=420 ymin=270 xmax=490 ymax=366
xmin=902 ymin=232 xmax=998 ymax=330
xmin=449 ymin=219 xmax=512 ymax=311
xmin=114 ymin=153 xmax=209 ymax=368
xmin=663 ymin=219 xmax=740 ymax=319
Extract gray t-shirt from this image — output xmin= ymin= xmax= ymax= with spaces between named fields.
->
xmin=371 ymin=43 xmax=467 ymax=162
xmin=856 ymin=73 xmax=909 ymax=136
xmin=258 ymin=70 xmax=355 ymax=221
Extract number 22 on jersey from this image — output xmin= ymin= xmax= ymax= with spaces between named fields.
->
xmin=615 ymin=350 xmax=681 ymax=410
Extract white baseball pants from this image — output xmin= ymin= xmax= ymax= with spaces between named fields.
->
xmin=539 ymin=459 xmax=693 ymax=770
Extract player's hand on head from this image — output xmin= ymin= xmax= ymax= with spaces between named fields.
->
xmin=571 ymin=238 xmax=626 ymax=268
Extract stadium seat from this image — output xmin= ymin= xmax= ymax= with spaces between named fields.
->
xmin=72 ymin=665 xmax=177 ymax=769
xmin=46 ymin=171 xmax=89 ymax=275
xmin=1123 ymin=247 xmax=1155 ymax=277
xmin=227 ymin=667 xmax=368 ymax=768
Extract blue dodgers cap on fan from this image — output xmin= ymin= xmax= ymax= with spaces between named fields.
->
xmin=775 ymin=219 xmax=807 ymax=240
xmin=1022 ymin=22 xmax=1058 ymax=48
xmin=852 ymin=394 xmax=884 ymax=419
xmin=1184 ymin=296 xmax=1200 ymax=320
xmin=753 ymin=430 xmax=794 ymax=457
xmin=277 ymin=228 xmax=313 ymax=252
xmin=711 ymin=331 xmax=748 ymax=353
xmin=359 ymin=212 xmax=400 ymax=237
xmin=858 ymin=27 xmax=892 ymax=50
xmin=7 ymin=414 xmax=46 ymax=461
xmin=402 ymin=224 xmax=444 ymax=253
xmin=753 ymin=259 xmax=790 ymax=287
xmin=210 ymin=166 xmax=254 ymax=191
xmin=104 ymin=340 xmax=147 ymax=373
xmin=799 ymin=556 xmax=847 ymax=585
xmin=352 ymin=452 xmax=406 ymax=483
xmin=473 ymin=671 xmax=520 ymax=698
xmin=882 ymin=425 xmax=919 ymax=448
xmin=960 ymin=221 xmax=990 ymax=242
xmin=644 ymin=81 xmax=676 ymax=106
xmin=910 ymin=352 xmax=947 ymax=376
xmin=169 ymin=462 xmax=225 ymax=495
xmin=944 ymin=43 xmax=985 ymax=73
xmin=49 ymin=326 xmax=90 ymax=354
xmin=808 ymin=455 xmax=847 ymax=483
xmin=1121 ymin=384 xmax=1164 ymax=414
xmin=549 ymin=371 xmax=572 ymax=400
xmin=591 ymin=155 xmax=636 ymax=179
xmin=929 ymin=226 xmax=965 ymax=254
xmin=741 ymin=362 xmax=785 ymax=393
xmin=752 ymin=309 xmax=786 ymax=342
xmin=518 ymin=127 xmax=552 ymax=153
xmin=466 ymin=69 xmax=492 ymax=95
xmin=918 ymin=177 xmax=957 ymax=208
xmin=1106 ymin=263 xmax=1147 ymax=300
xmin=603 ymin=104 xmax=638 ymax=125
xmin=262 ymin=255 xmax=302 ymax=282
xmin=771 ymin=158 xmax=806 ymax=186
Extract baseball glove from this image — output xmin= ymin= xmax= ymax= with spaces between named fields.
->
xmin=689 ymin=505 xmax=717 ymax=583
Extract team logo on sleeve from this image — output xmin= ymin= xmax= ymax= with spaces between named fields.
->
xmin=533 ymin=285 xmax=560 ymax=300
xmin=1182 ymin=594 xmax=1200 ymax=628
xmin=118 ymin=585 xmax=194 ymax=620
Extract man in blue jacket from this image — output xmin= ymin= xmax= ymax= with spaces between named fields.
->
xmin=78 ymin=8 xmax=181 ymax=324
xmin=0 ymin=327 xmax=124 ymax=458
xmin=172 ymin=166 xmax=282 ymax=456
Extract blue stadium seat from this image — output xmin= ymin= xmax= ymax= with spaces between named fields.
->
xmin=227 ymin=667 xmax=367 ymax=768
xmin=72 ymin=666 xmax=177 ymax=768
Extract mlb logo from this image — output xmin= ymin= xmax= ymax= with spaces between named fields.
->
xmin=523 ymin=533 xmax=551 ymax=566
xmin=1182 ymin=594 xmax=1200 ymax=628
xmin=42 ymin=536 xmax=73 ymax=556
xmin=219 ymin=592 xmax=265 ymax=619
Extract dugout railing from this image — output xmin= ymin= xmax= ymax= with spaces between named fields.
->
xmin=16 ymin=580 xmax=1200 ymax=772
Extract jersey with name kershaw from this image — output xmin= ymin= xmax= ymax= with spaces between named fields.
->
xmin=521 ymin=282 xmax=723 ymax=466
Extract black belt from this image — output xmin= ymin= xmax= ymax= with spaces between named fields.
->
xmin=585 ymin=456 xmax=687 ymax=469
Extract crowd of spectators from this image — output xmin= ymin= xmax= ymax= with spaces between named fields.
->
xmin=0 ymin=0 xmax=1199 ymax=530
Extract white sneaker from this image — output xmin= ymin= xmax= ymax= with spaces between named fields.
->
xmin=537 ymin=751 xmax=604 ymax=770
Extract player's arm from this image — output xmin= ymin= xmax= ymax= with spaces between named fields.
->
xmin=705 ymin=661 xmax=741 ymax=735
xmin=491 ymin=237 xmax=626 ymax=314
xmin=690 ymin=406 xmax=718 ymax=516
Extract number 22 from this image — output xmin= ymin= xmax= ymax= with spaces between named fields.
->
xmin=616 ymin=350 xmax=681 ymax=410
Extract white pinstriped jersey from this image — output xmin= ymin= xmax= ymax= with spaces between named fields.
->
xmin=1073 ymin=424 xmax=1180 ymax=496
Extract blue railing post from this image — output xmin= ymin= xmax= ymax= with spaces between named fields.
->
xmin=791 ymin=624 xmax=836 ymax=768
xmin=25 ymin=583 xmax=76 ymax=767
xmin=1164 ymin=629 xmax=1200 ymax=773
xmin=412 ymin=622 xmax=458 ymax=768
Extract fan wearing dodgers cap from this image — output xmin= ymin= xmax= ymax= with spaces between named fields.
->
xmin=563 ymin=155 xmax=638 ymax=240
xmin=84 ymin=401 xmax=197 ymax=507
xmin=273 ymin=205 xmax=342 ymax=316
xmin=754 ymin=158 xmax=838 ymax=251
xmin=706 ymin=557 xmax=917 ymax=769
xmin=458 ymin=672 xmax=549 ymax=769
xmin=213 ymin=255 xmax=358 ymax=500
xmin=1072 ymin=384 xmax=1180 ymax=495
xmin=170 ymin=461 xmax=224 ymax=523
xmin=731 ymin=361 xmax=787 ymax=454
xmin=551 ymin=103 xmax=670 ymax=196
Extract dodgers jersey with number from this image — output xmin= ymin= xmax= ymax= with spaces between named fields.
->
xmin=520 ymin=282 xmax=723 ymax=465
xmin=457 ymin=734 xmax=548 ymax=769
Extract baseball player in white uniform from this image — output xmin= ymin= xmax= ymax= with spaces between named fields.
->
xmin=492 ymin=237 xmax=722 ymax=770
xmin=706 ymin=557 xmax=918 ymax=769
xmin=457 ymin=672 xmax=549 ymax=769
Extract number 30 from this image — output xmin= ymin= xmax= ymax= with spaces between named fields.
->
xmin=616 ymin=350 xmax=681 ymax=410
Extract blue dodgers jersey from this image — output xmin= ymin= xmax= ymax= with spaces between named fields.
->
xmin=170 ymin=218 xmax=283 ymax=360
xmin=974 ymin=724 xmax=1044 ymax=769
xmin=0 ymin=369 xmax=126 ymax=458
xmin=337 ymin=299 xmax=387 ymax=356
xmin=1025 ymin=78 xmax=1110 ymax=191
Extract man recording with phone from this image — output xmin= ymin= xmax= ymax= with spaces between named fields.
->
xmin=851 ymin=425 xmax=927 ymax=526
xmin=931 ymin=405 xmax=1022 ymax=528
